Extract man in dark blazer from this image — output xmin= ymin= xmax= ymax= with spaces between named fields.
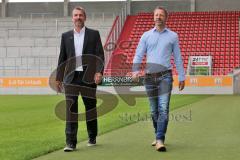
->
xmin=55 ymin=6 xmax=104 ymax=152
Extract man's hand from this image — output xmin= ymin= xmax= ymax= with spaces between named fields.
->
xmin=94 ymin=72 xmax=103 ymax=85
xmin=179 ymin=81 xmax=185 ymax=91
xmin=132 ymin=72 xmax=140 ymax=82
xmin=56 ymin=81 xmax=63 ymax=93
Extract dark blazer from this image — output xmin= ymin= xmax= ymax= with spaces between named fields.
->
xmin=56 ymin=27 xmax=104 ymax=84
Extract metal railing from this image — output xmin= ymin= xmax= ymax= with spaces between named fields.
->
xmin=104 ymin=6 xmax=127 ymax=69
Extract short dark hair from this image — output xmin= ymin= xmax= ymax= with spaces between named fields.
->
xmin=72 ymin=6 xmax=86 ymax=17
xmin=153 ymin=6 xmax=168 ymax=17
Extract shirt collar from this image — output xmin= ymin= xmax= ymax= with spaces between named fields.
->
xmin=152 ymin=27 xmax=168 ymax=33
xmin=74 ymin=26 xmax=85 ymax=34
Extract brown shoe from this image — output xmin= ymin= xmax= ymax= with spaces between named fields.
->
xmin=155 ymin=140 xmax=166 ymax=152
xmin=151 ymin=140 xmax=157 ymax=146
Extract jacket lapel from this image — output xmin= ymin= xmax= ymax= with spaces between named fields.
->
xmin=82 ymin=27 xmax=88 ymax=55
xmin=69 ymin=30 xmax=75 ymax=57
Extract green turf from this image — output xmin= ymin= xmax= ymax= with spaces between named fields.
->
xmin=33 ymin=95 xmax=240 ymax=160
xmin=0 ymin=94 xmax=209 ymax=160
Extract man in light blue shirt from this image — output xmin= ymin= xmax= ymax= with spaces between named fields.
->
xmin=132 ymin=6 xmax=185 ymax=152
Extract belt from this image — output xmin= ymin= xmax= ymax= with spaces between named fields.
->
xmin=75 ymin=71 xmax=85 ymax=74
xmin=145 ymin=70 xmax=172 ymax=77
xmin=74 ymin=71 xmax=84 ymax=76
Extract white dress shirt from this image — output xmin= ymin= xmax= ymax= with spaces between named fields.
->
xmin=74 ymin=27 xmax=85 ymax=71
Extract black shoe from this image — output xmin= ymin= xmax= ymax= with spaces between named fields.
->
xmin=87 ymin=138 xmax=96 ymax=147
xmin=64 ymin=144 xmax=76 ymax=152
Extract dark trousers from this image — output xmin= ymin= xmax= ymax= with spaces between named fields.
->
xmin=64 ymin=71 xmax=98 ymax=145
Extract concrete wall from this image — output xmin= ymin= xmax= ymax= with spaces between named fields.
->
xmin=196 ymin=0 xmax=240 ymax=11
xmin=6 ymin=1 xmax=125 ymax=18
xmin=131 ymin=0 xmax=191 ymax=15
xmin=98 ymin=86 xmax=234 ymax=95
xmin=2 ymin=1 xmax=240 ymax=18
xmin=131 ymin=0 xmax=240 ymax=14
xmin=0 ymin=86 xmax=234 ymax=95
xmin=7 ymin=2 xmax=63 ymax=18
xmin=233 ymin=69 xmax=240 ymax=94
xmin=0 ymin=3 xmax=2 ymax=17
xmin=69 ymin=2 xmax=125 ymax=16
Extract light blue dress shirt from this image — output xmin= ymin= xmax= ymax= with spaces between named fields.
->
xmin=132 ymin=27 xmax=185 ymax=81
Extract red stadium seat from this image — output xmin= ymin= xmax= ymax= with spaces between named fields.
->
xmin=104 ymin=11 xmax=240 ymax=76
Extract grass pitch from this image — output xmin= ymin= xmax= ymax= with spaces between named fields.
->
xmin=0 ymin=95 xmax=209 ymax=160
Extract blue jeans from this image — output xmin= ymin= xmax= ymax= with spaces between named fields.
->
xmin=144 ymin=72 xmax=173 ymax=142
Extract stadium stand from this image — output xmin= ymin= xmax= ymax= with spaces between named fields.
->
xmin=0 ymin=16 xmax=114 ymax=76
xmin=104 ymin=11 xmax=240 ymax=76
